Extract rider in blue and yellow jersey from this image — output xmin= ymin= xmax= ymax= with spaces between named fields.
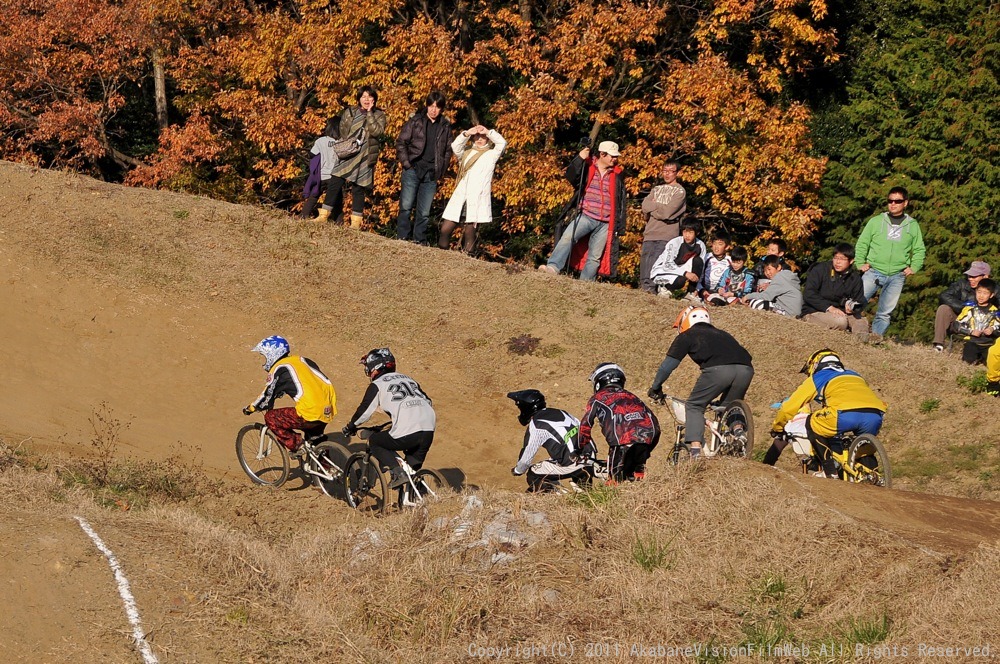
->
xmin=243 ymin=335 xmax=337 ymax=454
xmin=765 ymin=349 xmax=886 ymax=476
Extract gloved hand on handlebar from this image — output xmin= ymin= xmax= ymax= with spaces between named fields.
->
xmin=242 ymin=405 xmax=256 ymax=416
xmin=647 ymin=387 xmax=665 ymax=404
xmin=342 ymin=423 xmax=358 ymax=437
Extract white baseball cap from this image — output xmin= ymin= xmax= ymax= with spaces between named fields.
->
xmin=597 ymin=141 xmax=621 ymax=157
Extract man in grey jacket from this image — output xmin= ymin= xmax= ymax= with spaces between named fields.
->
xmin=741 ymin=255 xmax=802 ymax=317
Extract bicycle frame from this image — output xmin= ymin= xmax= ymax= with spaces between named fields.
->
xmin=259 ymin=425 xmax=343 ymax=482
xmin=661 ymin=395 xmax=728 ymax=459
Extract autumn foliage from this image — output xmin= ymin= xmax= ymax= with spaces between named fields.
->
xmin=1 ymin=0 xmax=837 ymax=279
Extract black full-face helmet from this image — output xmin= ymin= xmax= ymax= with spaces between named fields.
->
xmin=507 ymin=389 xmax=546 ymax=426
xmin=361 ymin=347 xmax=396 ymax=380
xmin=589 ymin=362 xmax=626 ymax=393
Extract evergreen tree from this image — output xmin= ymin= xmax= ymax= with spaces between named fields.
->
xmin=812 ymin=0 xmax=1000 ymax=340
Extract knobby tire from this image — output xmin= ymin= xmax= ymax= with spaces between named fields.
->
xmin=847 ymin=434 xmax=892 ymax=489
xmin=235 ymin=423 xmax=290 ymax=487
xmin=344 ymin=452 xmax=388 ymax=514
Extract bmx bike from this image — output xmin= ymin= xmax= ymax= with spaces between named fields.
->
xmin=773 ymin=415 xmax=891 ymax=488
xmin=342 ymin=423 xmax=447 ymax=514
xmin=650 ymin=393 xmax=755 ymax=465
xmin=235 ymin=422 xmax=351 ymax=497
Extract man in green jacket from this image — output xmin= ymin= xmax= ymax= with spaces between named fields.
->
xmin=855 ymin=186 xmax=926 ymax=339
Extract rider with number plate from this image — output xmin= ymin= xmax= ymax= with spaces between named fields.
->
xmin=243 ymin=335 xmax=337 ymax=455
xmin=579 ymin=363 xmax=660 ymax=482
xmin=342 ymin=348 xmax=436 ymax=489
xmin=765 ymin=349 xmax=886 ymax=477
xmin=647 ymin=306 xmax=754 ymax=458
xmin=508 ymin=389 xmax=596 ymax=493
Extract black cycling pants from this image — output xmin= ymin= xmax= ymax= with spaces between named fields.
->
xmin=369 ymin=430 xmax=434 ymax=472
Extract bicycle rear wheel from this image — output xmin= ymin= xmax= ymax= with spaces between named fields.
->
xmin=721 ymin=399 xmax=755 ymax=459
xmin=235 ymin=423 xmax=290 ymax=487
xmin=344 ymin=453 xmax=388 ymax=514
xmin=312 ymin=441 xmax=351 ymax=498
xmin=398 ymin=468 xmax=447 ymax=509
xmin=847 ymin=434 xmax=892 ymax=488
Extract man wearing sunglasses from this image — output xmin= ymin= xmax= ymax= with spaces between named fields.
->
xmin=854 ymin=186 xmax=926 ymax=341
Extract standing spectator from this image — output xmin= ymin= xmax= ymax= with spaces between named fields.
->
xmin=742 ymin=255 xmax=803 ymax=317
xmin=305 ymin=117 xmax=345 ymax=222
xmin=987 ymin=342 xmax=1000 ymax=396
xmin=800 ymin=243 xmax=870 ymax=342
xmin=439 ymin=125 xmax=506 ymax=254
xmin=578 ymin=363 xmax=660 ymax=482
xmin=639 ymin=161 xmax=686 ymax=293
xmin=751 ymin=238 xmax=790 ymax=292
xmin=317 ymin=87 xmax=387 ymax=229
xmin=855 ymin=186 xmax=926 ymax=340
xmin=650 ymin=219 xmax=707 ymax=299
xmin=950 ymin=278 xmax=999 ymax=365
xmin=538 ymin=141 xmax=626 ymax=281
xmin=395 ymin=91 xmax=453 ymax=244
xmin=932 ymin=261 xmax=991 ymax=352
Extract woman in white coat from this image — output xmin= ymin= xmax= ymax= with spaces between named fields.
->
xmin=439 ymin=125 xmax=506 ymax=254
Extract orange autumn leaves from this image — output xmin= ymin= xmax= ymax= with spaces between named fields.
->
xmin=1 ymin=0 xmax=835 ymax=274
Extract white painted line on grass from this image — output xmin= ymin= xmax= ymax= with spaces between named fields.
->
xmin=74 ymin=516 xmax=159 ymax=664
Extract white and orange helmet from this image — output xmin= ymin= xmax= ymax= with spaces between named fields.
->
xmin=673 ymin=305 xmax=711 ymax=333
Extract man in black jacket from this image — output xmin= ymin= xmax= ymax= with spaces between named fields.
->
xmin=647 ymin=306 xmax=754 ymax=459
xmin=933 ymin=261 xmax=992 ymax=351
xmin=801 ymin=243 xmax=869 ymax=342
xmin=395 ymin=91 xmax=452 ymax=244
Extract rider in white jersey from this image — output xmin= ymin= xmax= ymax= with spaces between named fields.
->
xmin=343 ymin=348 xmax=436 ymax=488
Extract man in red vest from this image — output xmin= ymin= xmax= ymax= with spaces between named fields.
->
xmin=538 ymin=141 xmax=626 ymax=281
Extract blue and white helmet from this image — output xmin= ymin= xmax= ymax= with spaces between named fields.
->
xmin=252 ymin=335 xmax=290 ymax=371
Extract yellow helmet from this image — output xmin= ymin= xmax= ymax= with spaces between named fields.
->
xmin=800 ymin=349 xmax=843 ymax=376
xmin=673 ymin=305 xmax=711 ymax=333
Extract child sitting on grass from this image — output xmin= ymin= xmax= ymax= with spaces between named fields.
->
xmin=951 ymin=278 xmax=999 ymax=365
xmin=713 ymin=246 xmax=755 ymax=304
xmin=651 ymin=219 xmax=708 ymax=299
xmin=700 ymin=230 xmax=732 ymax=306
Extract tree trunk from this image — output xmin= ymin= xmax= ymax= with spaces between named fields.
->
xmin=152 ymin=48 xmax=168 ymax=131
xmin=519 ymin=0 xmax=531 ymax=22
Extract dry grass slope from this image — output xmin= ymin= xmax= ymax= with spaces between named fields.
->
xmin=2 ymin=161 xmax=1000 ymax=661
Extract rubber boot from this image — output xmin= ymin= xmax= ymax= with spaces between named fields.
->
xmin=299 ymin=197 xmax=318 ymax=220
xmin=316 ymin=207 xmax=331 ymax=223
xmin=349 ymin=213 xmax=363 ymax=229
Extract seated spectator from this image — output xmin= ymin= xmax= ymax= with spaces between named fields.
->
xmin=800 ymin=242 xmax=870 ymax=342
xmin=751 ymin=238 xmax=790 ymax=292
xmin=950 ymin=278 xmax=999 ymax=365
xmin=933 ymin=261 xmax=992 ymax=352
xmin=713 ymin=246 xmax=755 ymax=305
xmin=651 ymin=219 xmax=707 ymax=300
xmin=699 ymin=229 xmax=732 ymax=305
xmin=741 ymin=255 xmax=802 ymax=317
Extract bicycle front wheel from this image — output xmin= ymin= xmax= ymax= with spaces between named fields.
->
xmin=721 ymin=399 xmax=755 ymax=459
xmin=312 ymin=441 xmax=351 ymax=499
xmin=235 ymin=423 xmax=290 ymax=487
xmin=398 ymin=468 xmax=447 ymax=509
xmin=847 ymin=434 xmax=892 ymax=488
xmin=344 ymin=453 xmax=388 ymax=514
